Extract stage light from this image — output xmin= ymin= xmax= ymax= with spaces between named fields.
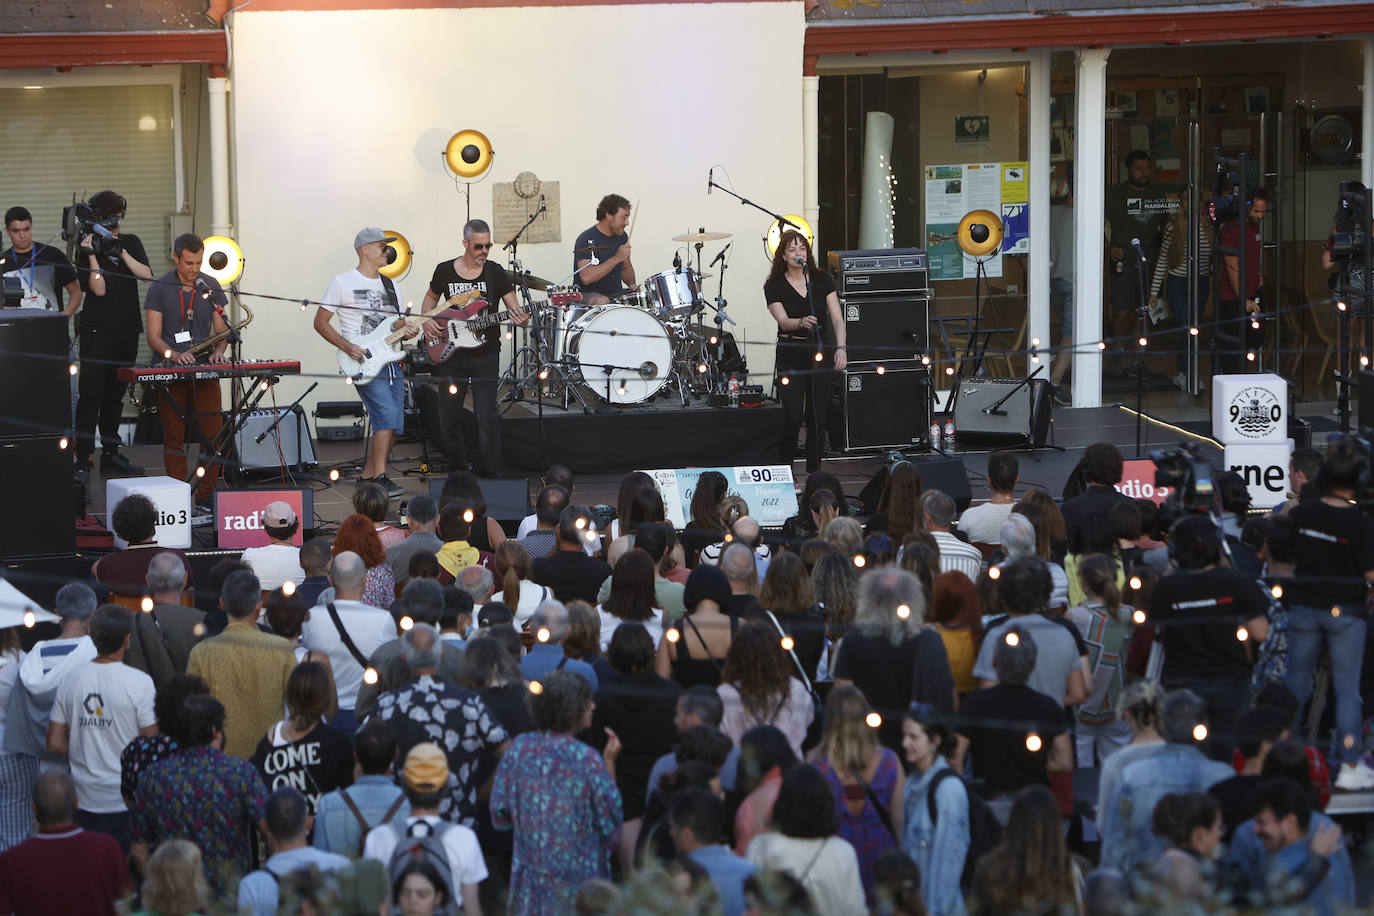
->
xmin=764 ymin=214 xmax=814 ymax=259
xmin=163 ymin=349 xmax=173 ymax=360
xmin=617 ymin=385 xmax=627 ymax=396
xmin=202 ymin=236 xmax=245 ymax=285
xmin=865 ymin=713 xmax=882 ymax=729
xmin=379 ymin=231 xmax=412 ymax=279
xmin=956 ymin=209 xmax=1003 ymax=258
xmin=444 ymin=129 xmax=494 ymax=179
xmin=1251 ymin=320 xmax=1260 ymax=330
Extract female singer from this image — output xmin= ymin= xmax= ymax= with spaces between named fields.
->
xmin=765 ymin=231 xmax=846 ymax=473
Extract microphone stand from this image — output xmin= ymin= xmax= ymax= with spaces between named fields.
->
xmin=706 ymin=176 xmax=806 ymax=236
xmin=799 ymin=257 xmax=824 ymax=469
xmin=1132 ymin=245 xmax=1150 ymax=457
xmin=499 ymin=200 xmax=546 ymax=401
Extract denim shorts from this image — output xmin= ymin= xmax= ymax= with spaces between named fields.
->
xmin=357 ymin=362 xmax=406 ymax=433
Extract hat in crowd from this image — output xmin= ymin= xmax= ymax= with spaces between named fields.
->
xmin=477 ymin=602 xmax=514 ymax=629
xmin=261 ymin=501 xmax=297 ymax=527
xmin=684 ymin=564 xmax=732 ymax=613
xmin=354 ymin=227 xmax=398 ymax=249
xmin=401 ymin=742 xmax=449 ymax=793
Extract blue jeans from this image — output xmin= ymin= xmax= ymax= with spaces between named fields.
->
xmin=1164 ymin=274 xmax=1209 ymax=374
xmin=1286 ymin=605 xmax=1367 ymax=765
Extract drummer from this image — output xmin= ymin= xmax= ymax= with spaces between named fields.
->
xmin=573 ymin=194 xmax=635 ymax=305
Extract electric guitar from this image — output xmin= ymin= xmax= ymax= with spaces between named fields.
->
xmin=337 ymin=290 xmax=480 ymax=384
xmin=424 ymin=288 xmax=580 ymax=362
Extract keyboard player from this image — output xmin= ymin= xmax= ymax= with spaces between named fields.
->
xmin=144 ymin=233 xmax=232 ymax=517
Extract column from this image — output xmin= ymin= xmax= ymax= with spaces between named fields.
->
xmin=1027 ymin=50 xmax=1051 ymax=379
xmin=208 ymin=73 xmax=232 ymax=238
xmin=803 ymin=58 xmax=820 ymax=247
xmin=1072 ymin=48 xmax=1111 ymax=408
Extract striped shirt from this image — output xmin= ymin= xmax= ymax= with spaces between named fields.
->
xmin=1149 ymin=220 xmax=1213 ymax=297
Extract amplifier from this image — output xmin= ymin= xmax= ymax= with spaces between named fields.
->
xmin=952 ymin=377 xmax=1052 ymax=448
xmin=842 ymin=295 xmax=931 ymax=362
xmin=828 ymin=248 xmax=929 ymax=298
xmin=234 ymin=407 xmax=318 ymax=471
xmin=839 ymin=362 xmax=932 ymax=451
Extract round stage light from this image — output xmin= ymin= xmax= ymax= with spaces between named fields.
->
xmin=379 ymin=231 xmax=412 ymax=279
xmin=764 ymin=215 xmax=815 ymax=259
xmin=445 ymin=130 xmax=494 ymax=179
xmin=957 ymin=209 xmax=1003 ymax=258
xmin=201 ymin=236 xmax=244 ymax=284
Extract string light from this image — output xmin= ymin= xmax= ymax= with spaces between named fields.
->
xmin=1005 ymin=631 xmax=1019 ymax=647
xmin=1192 ymin=724 xmax=1208 ymax=741
xmin=163 ymin=349 xmax=173 ymax=359
xmin=698 ymin=363 xmax=708 ymax=374
xmin=666 ymin=628 xmax=681 ymax=644
xmin=1337 ymin=300 xmax=1348 ymax=312
xmin=988 ymin=566 xmax=1000 ymax=580
xmin=504 ymin=331 xmax=513 ymax=340
xmin=876 ymin=366 xmax=886 ymax=375
xmin=68 ymin=363 xmax=78 ymax=376
xmin=195 ymin=466 xmax=206 ymax=478
xmin=1250 ymin=319 xmax=1260 ymax=330
xmin=945 ymin=366 xmax=954 ymax=376
xmin=1128 ymin=576 xmax=1142 ymax=591
xmin=300 ymin=300 xmax=309 ymax=311
xmin=814 ymin=351 xmax=823 ymax=363
xmin=1138 ymin=337 xmax=1147 ymax=347
xmin=1246 ymin=351 xmax=1256 ymax=362
xmin=896 ymin=604 xmax=910 ymax=620
xmin=1270 ymin=584 xmax=1283 ymax=599
xmin=709 ymin=336 xmax=719 ymax=345
xmin=536 ymin=627 xmax=551 ymax=643
xmin=1344 ymin=735 xmax=1356 ymax=749
xmin=193 ymin=622 xmax=206 ymax=637
xmin=449 ymin=384 xmax=458 ymax=395
xmin=1031 ymin=337 xmax=1040 ymax=347
xmin=260 ymin=381 xmax=269 ymax=392
xmin=91 ymin=273 xmax=101 ymax=282
xmin=575 ymin=517 xmax=588 ymax=530
xmin=617 ymin=385 xmax=627 ymax=396
xmin=58 ymin=437 xmax=68 ymax=450
xmin=23 ymin=610 xmax=35 ymax=629
xmin=1098 ymin=341 xmax=1106 ymax=351
xmin=780 ymin=376 xmax=790 ymax=386
xmin=780 ymin=636 xmax=795 ymax=651
xmin=282 ymin=580 xmax=296 ymax=596
xmin=529 ymin=680 xmax=543 ymax=695
xmin=1235 ymin=626 xmax=1249 ymax=642
xmin=363 ymin=667 xmax=379 ymax=685
xmin=865 ymin=712 xmax=882 ymax=729
xmin=141 ymin=596 xmax=154 ymax=612
xmin=462 ymin=509 xmax=475 ymax=524
xmin=853 ymin=555 xmax=866 ymax=568
xmin=538 ymin=369 xmax=549 ymax=381
xmin=329 ymin=469 xmax=340 ymax=482
xmin=1190 ymin=327 xmax=1199 ymax=336
xmin=400 ymin=616 xmax=414 ymax=631
xmin=345 ymin=376 xmax=354 ymax=385
xmin=921 ymin=355 xmax=931 ymax=366
xmin=1025 ymin=733 xmax=1042 ymax=752
xmin=1132 ymin=609 xmax=1147 ymax=625
xmin=1332 ymin=607 xmax=1341 ymax=618
xmin=584 ymin=529 xmax=598 ymax=544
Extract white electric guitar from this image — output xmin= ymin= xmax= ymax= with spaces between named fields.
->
xmin=336 ymin=290 xmax=481 ymax=384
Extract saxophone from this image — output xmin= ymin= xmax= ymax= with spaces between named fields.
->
xmin=181 ymin=293 xmax=253 ymax=361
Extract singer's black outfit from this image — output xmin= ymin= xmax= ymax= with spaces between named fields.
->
xmin=766 ymin=270 xmax=836 ymax=473
xmin=74 ymin=234 xmax=149 ymax=465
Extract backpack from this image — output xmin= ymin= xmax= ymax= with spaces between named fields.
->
xmin=926 ymin=768 xmax=1003 ymax=892
xmin=386 ymin=818 xmax=455 ymax=912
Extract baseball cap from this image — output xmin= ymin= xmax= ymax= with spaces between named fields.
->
xmin=477 ymin=602 xmax=514 ymax=629
xmin=354 ymin=227 xmax=398 ymax=249
xmin=401 ymin=742 xmax=450 ymax=793
xmin=262 ymin=500 xmax=297 ymax=527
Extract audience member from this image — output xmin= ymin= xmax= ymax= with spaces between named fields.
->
xmin=958 ymin=452 xmax=1018 ymax=545
xmin=1096 ymin=679 xmax=1166 ymax=832
xmin=355 ymin=481 xmax=406 ymax=549
xmin=1208 ymin=704 xmax=1286 ymax=843
xmin=656 ymin=564 xmax=738 ymax=689
xmin=720 ymin=542 xmax=765 ymax=617
xmin=333 ymin=514 xmax=397 ymax=610
xmin=973 ymin=557 xmax=1085 ymax=707
xmin=296 ymin=538 xmax=333 ymax=608
xmin=521 ymin=599 xmax=600 ymax=689
xmin=238 ymin=786 xmax=351 ymax=916
xmin=10 ymin=583 xmax=97 ymax=766
xmin=302 ymin=551 xmax=396 ymax=735
xmin=123 ymin=551 xmax=206 ymax=689
xmin=900 ymin=704 xmax=968 ymax=916
xmin=354 ymin=578 xmax=464 ymax=719
xmin=458 ymin=635 xmax=533 ymax=737
xmin=923 ymin=492 xmax=983 ymax=579
xmin=1067 ymin=552 xmax=1133 ymax=765
xmin=250 ymin=661 xmax=354 ymax=813
xmin=718 ymin=621 xmax=813 ymax=759
xmin=597 ymin=549 xmax=666 ymax=650
xmin=965 ymin=786 xmax=1080 ymax=916
xmin=386 ymin=494 xmax=442 ymax=585
xmin=494 ymin=540 xmax=549 ymax=626
xmin=92 ymin=494 xmax=194 ymax=598
xmin=733 ymin=725 xmax=798 ymax=856
xmin=519 ymin=483 xmax=570 ymax=561
xmin=119 ymin=673 xmax=208 ymax=806
xmin=928 ymin=570 xmax=983 ymax=700
xmin=137 ymin=839 xmax=209 ymax=916
xmin=312 ymin=719 xmax=410 ymax=856
xmin=238 ymin=501 xmax=306 ymax=591
xmin=1060 ymin=442 xmax=1131 ymax=551
xmin=671 ymin=787 xmax=757 ymax=916
xmin=755 ymin=552 xmax=826 ymax=681
xmin=533 ymin=505 xmax=611 ymax=604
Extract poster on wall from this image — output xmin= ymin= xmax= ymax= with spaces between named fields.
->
xmin=924 ymin=162 xmax=1021 ymax=279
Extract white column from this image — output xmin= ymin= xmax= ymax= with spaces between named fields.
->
xmin=208 ymin=75 xmax=232 ymax=238
xmin=1364 ymin=38 xmax=1374 ymax=191
xmin=1027 ymin=51 xmax=1051 ymax=376
xmin=802 ymin=73 xmax=820 ymax=247
xmin=1072 ymin=49 xmax=1111 ymax=408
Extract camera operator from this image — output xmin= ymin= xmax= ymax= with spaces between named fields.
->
xmin=72 ymin=191 xmax=153 ymax=477
xmin=1284 ymin=435 xmax=1374 ymax=791
xmin=2 ymin=206 xmax=81 ymax=314
xmin=1148 ymin=515 xmax=1270 ymax=762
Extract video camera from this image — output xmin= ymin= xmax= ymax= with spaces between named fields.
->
xmin=1330 ymin=181 xmax=1370 ymax=262
xmin=1206 ymin=151 xmax=1243 ymax=226
xmin=1151 ymin=443 xmax=1217 ymax=517
xmin=61 ymin=199 xmax=122 ymax=263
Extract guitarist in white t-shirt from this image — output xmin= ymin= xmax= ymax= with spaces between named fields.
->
xmin=417 ymin=219 xmax=529 ymax=477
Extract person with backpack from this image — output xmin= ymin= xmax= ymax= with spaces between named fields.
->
xmin=312 ymin=719 xmax=410 ymax=856
xmin=362 ymin=743 xmax=485 ymax=914
xmin=238 ymin=787 xmax=351 ymax=916
xmin=899 ymin=703 xmax=972 ymax=916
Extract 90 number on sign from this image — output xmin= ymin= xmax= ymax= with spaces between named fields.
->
xmin=734 ymin=465 xmax=793 ymax=487
xmin=1229 ymin=404 xmax=1281 ymax=422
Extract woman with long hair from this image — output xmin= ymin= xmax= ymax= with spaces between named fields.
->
xmin=812 ymin=551 xmax=860 ymax=652
xmin=1015 ymin=488 xmax=1067 ymax=563
xmin=458 ymin=634 xmax=533 ymax=737
xmin=135 ymin=839 xmax=209 ymax=916
xmin=871 ymin=462 xmax=924 ymax=542
xmin=929 ymin=571 xmax=984 ymax=699
xmin=439 ymin=469 xmax=507 ymax=552
xmin=811 ymin=685 xmax=905 ymax=906
xmin=681 ymin=470 xmax=730 ymax=565
xmin=264 ymin=586 xmax=338 ymax=716
xmin=655 ymin=564 xmax=739 ymax=688
xmin=610 ymin=471 xmax=655 ymax=541
xmin=1068 ymin=553 xmax=1134 ymax=766
xmin=608 ymin=479 xmax=670 ymax=566
xmin=331 ymin=513 xmax=395 ymax=609
xmin=900 ymin=704 xmax=969 ymax=916
xmin=250 ymin=662 xmax=354 ymax=813
xmin=562 ymin=600 xmax=605 ymax=669
xmin=733 ymin=725 xmax=800 ymax=856
xmin=493 ymin=540 xmax=547 ymax=628
xmin=597 ymin=549 xmax=665 ymax=651
xmin=758 ymin=552 xmax=827 ymax=682
xmin=765 ymin=230 xmax=847 ymax=472
xmin=717 ymin=621 xmax=814 ymax=760
xmin=783 ymin=472 xmax=848 ymax=539
xmin=1096 ymin=679 xmax=1166 ymax=832
xmin=810 ymin=490 xmax=840 ymax=538
xmin=966 ymin=786 xmax=1080 ymax=915
xmin=353 ymin=480 xmax=406 ymax=549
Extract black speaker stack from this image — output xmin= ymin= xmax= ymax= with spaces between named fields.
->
xmin=826 ymin=249 xmax=933 ymax=452
xmin=0 ymin=310 xmax=76 ymax=563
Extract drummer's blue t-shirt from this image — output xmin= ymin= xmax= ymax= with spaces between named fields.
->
xmin=573 ymin=225 xmax=628 ymax=297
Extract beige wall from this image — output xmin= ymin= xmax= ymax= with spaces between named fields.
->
xmin=917 ymin=66 xmax=1025 ymax=171
xmin=227 ymin=3 xmax=806 ymax=417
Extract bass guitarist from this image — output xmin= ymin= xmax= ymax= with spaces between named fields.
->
xmin=316 ymin=227 xmax=412 ymax=497
xmin=418 ymin=218 xmax=529 ymax=477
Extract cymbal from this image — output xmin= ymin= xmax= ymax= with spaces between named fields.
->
xmin=695 ymin=270 xmax=715 ymax=279
xmin=574 ymin=243 xmax=607 ymax=256
xmin=671 ymin=230 xmax=732 ymax=243
xmin=506 ymin=270 xmax=552 ymax=291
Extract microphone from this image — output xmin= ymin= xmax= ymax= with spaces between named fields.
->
xmin=673 ymin=252 xmax=682 ymax=271
xmin=539 ymin=194 xmax=546 ymax=219
xmin=707 ymin=168 xmax=713 ymax=196
xmin=710 ymin=242 xmax=732 ymax=267
xmin=1130 ymin=238 xmax=1147 ymax=261
xmin=639 ymin=362 xmax=657 ymax=378
xmin=793 ymin=255 xmax=806 ymax=266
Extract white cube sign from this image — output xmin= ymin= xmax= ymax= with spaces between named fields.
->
xmin=105 ymin=475 xmax=193 ymax=549
xmin=1212 ymin=373 xmax=1288 ymax=445
xmin=1224 ymin=441 xmax=1294 ymax=511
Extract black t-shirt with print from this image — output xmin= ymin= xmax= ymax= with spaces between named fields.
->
xmin=1287 ymin=499 xmax=1374 ymax=610
xmin=427 ymin=258 xmax=514 ymax=357
xmin=251 ymin=722 xmax=355 ymax=814
xmin=1149 ymin=568 xmax=1268 ymax=681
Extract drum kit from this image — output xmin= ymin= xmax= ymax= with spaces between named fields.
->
xmin=499 ymin=229 xmax=740 ymax=413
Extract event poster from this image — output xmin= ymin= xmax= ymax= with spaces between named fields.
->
xmin=924 ymin=162 xmax=1015 ymax=279
xmin=642 ymin=465 xmax=796 ymax=529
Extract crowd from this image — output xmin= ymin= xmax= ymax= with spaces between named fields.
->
xmin=0 ymin=443 xmax=1370 ymax=915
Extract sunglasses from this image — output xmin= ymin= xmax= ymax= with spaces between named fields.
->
xmin=471 ymin=242 xmax=493 ymax=251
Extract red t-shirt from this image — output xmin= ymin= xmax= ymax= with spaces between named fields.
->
xmin=1218 ymin=217 xmax=1263 ymax=300
xmin=0 ymin=826 xmax=131 ymax=915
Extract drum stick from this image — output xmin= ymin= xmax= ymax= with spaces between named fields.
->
xmin=627 ymin=199 xmax=640 ymax=240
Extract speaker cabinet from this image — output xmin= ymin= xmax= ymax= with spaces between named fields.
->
xmin=234 ymin=407 xmax=317 ymax=471
xmin=859 ymin=455 xmax=972 ymax=514
xmin=0 ymin=310 xmax=67 ymax=439
xmin=841 ymin=296 xmax=931 ymax=363
xmin=0 ymin=437 xmax=76 ymax=559
xmin=428 ymin=477 xmax=530 ymax=532
xmin=840 ymin=363 xmax=932 ymax=451
xmin=952 ymin=377 xmax=1053 ymax=447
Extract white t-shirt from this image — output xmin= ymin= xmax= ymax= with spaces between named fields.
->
xmin=301 ymin=600 xmax=396 ymax=709
xmin=321 ymin=268 xmax=403 ymax=342
xmin=956 ymin=501 xmax=1016 ymax=546
xmin=363 ymin=814 xmax=488 ymax=889
xmin=51 ymin=660 xmax=156 ymax=813
xmin=597 ymin=605 xmax=664 ymax=652
xmin=239 ymin=543 xmax=306 ymax=592
xmin=0 ymin=649 xmax=25 ymax=747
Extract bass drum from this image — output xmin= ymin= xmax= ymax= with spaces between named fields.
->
xmin=564 ymin=305 xmax=672 ymax=404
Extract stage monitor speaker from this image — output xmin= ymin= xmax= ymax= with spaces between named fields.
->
xmin=953 ymin=377 xmax=1052 ymax=448
xmin=840 ymin=363 xmax=931 ymax=451
xmin=428 ymin=477 xmax=530 ymax=531
xmin=842 ymin=296 xmax=930 ymax=363
xmin=234 ymin=407 xmax=317 ymax=471
xmin=0 ymin=437 xmax=76 ymax=559
xmin=858 ymin=455 xmax=972 ymax=514
xmin=0 ymin=311 xmax=68 ymax=439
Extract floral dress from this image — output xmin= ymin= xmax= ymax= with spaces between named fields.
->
xmin=815 ymin=748 xmax=902 ymax=906
xmin=490 ymin=731 xmax=623 ymax=916
xmin=362 ymin=564 xmax=395 ymax=610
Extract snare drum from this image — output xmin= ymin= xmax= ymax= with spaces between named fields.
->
xmin=564 ymin=304 xmax=672 ymax=404
xmin=643 ymin=268 xmax=702 ymax=320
